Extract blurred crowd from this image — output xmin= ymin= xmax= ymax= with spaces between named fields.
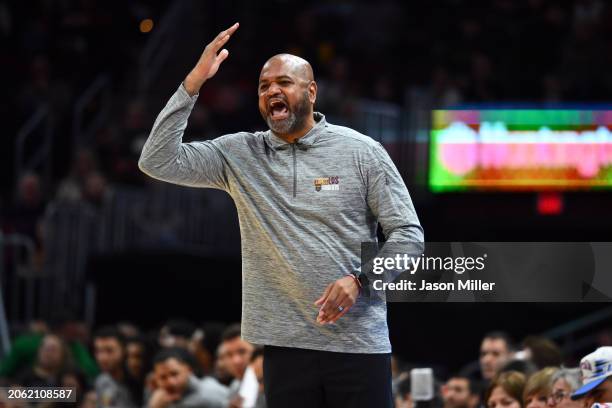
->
xmin=1 ymin=321 xmax=612 ymax=408
xmin=394 ymin=333 xmax=612 ymax=408
xmin=0 ymin=319 xmax=262 ymax=408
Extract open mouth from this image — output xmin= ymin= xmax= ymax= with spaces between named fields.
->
xmin=268 ymin=98 xmax=289 ymax=121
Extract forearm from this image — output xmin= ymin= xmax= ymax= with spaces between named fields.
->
xmin=138 ymin=83 xmax=231 ymax=190
xmin=375 ymin=201 xmax=425 ymax=283
xmin=138 ymin=84 xmax=199 ymax=184
xmin=365 ymin=142 xmax=425 ymax=284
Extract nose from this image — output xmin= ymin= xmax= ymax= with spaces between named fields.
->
xmin=267 ymin=82 xmax=282 ymax=97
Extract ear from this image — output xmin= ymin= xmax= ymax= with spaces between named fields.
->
xmin=309 ymin=80 xmax=317 ymax=105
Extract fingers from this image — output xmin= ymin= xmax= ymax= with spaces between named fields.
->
xmin=217 ymin=49 xmax=229 ymax=63
xmin=316 ymin=292 xmax=337 ymax=323
xmin=315 ymin=276 xmax=359 ymax=324
xmin=318 ymin=299 xmax=352 ymax=324
xmin=212 ymin=49 xmax=229 ymax=69
xmin=327 ymin=304 xmax=351 ymax=324
xmin=205 ymin=48 xmax=230 ymax=79
xmin=318 ymin=291 xmax=349 ymax=324
xmin=314 ymin=283 xmax=332 ymax=306
xmin=210 ymin=22 xmax=239 ymax=52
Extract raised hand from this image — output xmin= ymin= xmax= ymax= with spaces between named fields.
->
xmin=184 ymin=22 xmax=239 ymax=96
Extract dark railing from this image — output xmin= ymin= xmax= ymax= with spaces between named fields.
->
xmin=0 ymin=233 xmax=40 ymax=358
xmin=40 ymin=183 xmax=238 ymax=324
xmin=14 ymin=105 xmax=53 ymax=187
xmin=72 ymin=74 xmax=112 ymax=148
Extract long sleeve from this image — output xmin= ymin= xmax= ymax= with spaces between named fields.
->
xmin=138 ymin=83 xmax=229 ymax=191
xmin=365 ymin=142 xmax=425 ymax=283
xmin=367 ymin=142 xmax=424 ymax=243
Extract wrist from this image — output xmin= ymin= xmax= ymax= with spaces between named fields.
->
xmin=350 ymin=271 xmax=369 ymax=293
xmin=347 ymin=273 xmax=362 ymax=294
xmin=183 ymin=70 xmax=205 ymax=96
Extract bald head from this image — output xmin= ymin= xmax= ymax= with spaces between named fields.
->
xmin=260 ymin=54 xmax=314 ymax=83
xmin=258 ymin=53 xmax=317 ymax=140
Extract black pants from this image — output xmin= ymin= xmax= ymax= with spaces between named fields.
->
xmin=263 ymin=345 xmax=393 ymax=408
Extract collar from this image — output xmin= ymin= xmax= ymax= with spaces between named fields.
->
xmin=263 ymin=112 xmax=327 ymax=151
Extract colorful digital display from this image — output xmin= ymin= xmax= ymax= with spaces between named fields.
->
xmin=429 ymin=109 xmax=612 ymax=192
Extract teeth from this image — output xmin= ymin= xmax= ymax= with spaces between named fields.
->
xmin=269 ymin=100 xmax=286 ymax=109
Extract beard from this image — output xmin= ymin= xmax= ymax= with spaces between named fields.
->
xmin=262 ymin=90 xmax=311 ymax=135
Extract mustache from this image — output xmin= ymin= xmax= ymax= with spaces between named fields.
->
xmin=266 ymin=98 xmax=289 ymax=114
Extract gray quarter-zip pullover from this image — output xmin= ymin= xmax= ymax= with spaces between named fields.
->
xmin=138 ymin=83 xmax=424 ymax=353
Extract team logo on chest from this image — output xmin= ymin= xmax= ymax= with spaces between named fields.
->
xmin=314 ymin=176 xmax=340 ymax=191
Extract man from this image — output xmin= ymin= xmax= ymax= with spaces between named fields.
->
xmin=480 ymin=332 xmax=514 ymax=381
xmin=521 ymin=336 xmax=563 ymax=369
xmin=571 ymin=347 xmax=612 ymax=407
xmin=442 ymin=376 xmax=480 ymax=408
xmin=249 ymin=347 xmax=266 ymax=408
xmin=158 ymin=320 xmax=197 ymax=349
xmin=148 ymin=347 xmax=228 ymax=408
xmin=394 ymin=373 xmax=412 ymax=408
xmin=93 ymin=327 xmax=138 ymax=407
xmin=217 ymin=324 xmax=254 ymax=406
xmin=138 ymin=22 xmax=424 ymax=408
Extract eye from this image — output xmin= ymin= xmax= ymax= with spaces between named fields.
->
xmin=279 ymin=80 xmax=291 ymax=86
xmin=259 ymin=84 xmax=268 ymax=92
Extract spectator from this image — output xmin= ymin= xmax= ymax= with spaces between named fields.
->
xmin=442 ymin=375 xmax=481 ymax=408
xmin=217 ymin=324 xmax=254 ymax=405
xmin=125 ymin=335 xmax=152 ymax=385
xmin=82 ymin=171 xmax=112 ymax=208
xmin=481 ymin=332 xmax=515 ymax=382
xmin=2 ymin=173 xmax=46 ymax=270
xmin=147 ymin=347 xmax=228 ymax=408
xmin=0 ymin=318 xmax=98 ymax=382
xmin=190 ymin=324 xmax=224 ymax=377
xmin=548 ymin=368 xmax=582 ymax=408
xmin=61 ymin=368 xmax=92 ymax=407
xmin=500 ymin=360 xmax=537 ymax=378
xmin=522 ymin=337 xmax=563 ymax=369
xmin=570 ymin=347 xmax=612 ymax=406
xmin=56 ymin=149 xmax=99 ymax=202
xmin=117 ymin=322 xmax=141 ymax=339
xmin=249 ymin=346 xmax=266 ymax=408
xmin=15 ymin=333 xmax=71 ymax=387
xmin=485 ymin=371 xmax=526 ymax=408
xmin=523 ymin=367 xmax=558 ymax=408
xmin=93 ymin=326 xmax=139 ymax=407
xmin=158 ymin=320 xmax=197 ymax=349
xmin=80 ymin=389 xmax=98 ymax=408
xmin=395 ymin=372 xmax=412 ymax=408
xmin=213 ymin=343 xmax=234 ymax=387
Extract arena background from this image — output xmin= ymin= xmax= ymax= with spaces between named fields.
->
xmin=1 ymin=0 xmax=612 ymax=375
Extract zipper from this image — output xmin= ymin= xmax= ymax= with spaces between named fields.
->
xmin=292 ymin=143 xmax=297 ymax=197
